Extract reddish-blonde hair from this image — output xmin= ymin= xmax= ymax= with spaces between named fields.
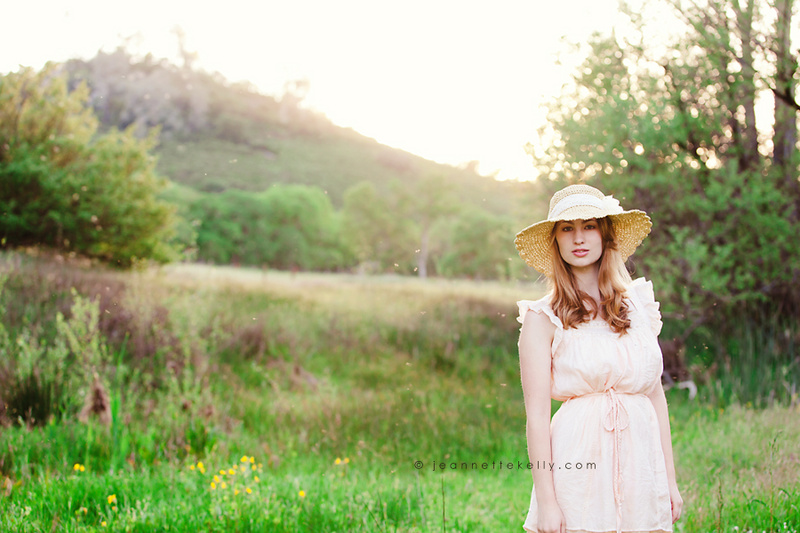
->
xmin=548 ymin=217 xmax=633 ymax=334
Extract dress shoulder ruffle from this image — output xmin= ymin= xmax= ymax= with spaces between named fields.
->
xmin=517 ymin=295 xmax=564 ymax=353
xmin=627 ymin=277 xmax=663 ymax=337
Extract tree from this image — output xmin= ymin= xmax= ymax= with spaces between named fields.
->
xmin=65 ymin=48 xmax=210 ymax=138
xmin=395 ymin=175 xmax=459 ymax=278
xmin=191 ymin=184 xmax=349 ymax=270
xmin=0 ymin=64 xmax=180 ymax=267
xmin=341 ymin=181 xmax=417 ymax=273
xmin=528 ymin=0 xmax=800 ymax=332
xmin=434 ymin=209 xmax=514 ymax=280
xmin=259 ymin=184 xmax=348 ymax=270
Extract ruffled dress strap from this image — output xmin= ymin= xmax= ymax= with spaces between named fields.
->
xmin=516 ymin=296 xmax=564 ymax=353
xmin=627 ymin=277 xmax=663 ymax=337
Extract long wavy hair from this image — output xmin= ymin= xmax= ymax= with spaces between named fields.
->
xmin=548 ymin=217 xmax=633 ymax=334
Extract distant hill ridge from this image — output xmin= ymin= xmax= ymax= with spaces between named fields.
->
xmin=64 ymin=48 xmax=527 ymax=213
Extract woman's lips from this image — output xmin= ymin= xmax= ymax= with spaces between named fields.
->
xmin=572 ymin=249 xmax=589 ymax=257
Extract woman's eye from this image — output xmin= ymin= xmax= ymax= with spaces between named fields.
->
xmin=585 ymin=225 xmax=596 ymax=230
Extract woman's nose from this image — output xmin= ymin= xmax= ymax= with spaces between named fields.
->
xmin=573 ymin=229 xmax=584 ymax=244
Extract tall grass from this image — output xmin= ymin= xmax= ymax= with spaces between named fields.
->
xmin=681 ymin=311 xmax=800 ymax=409
xmin=0 ymin=251 xmax=798 ymax=532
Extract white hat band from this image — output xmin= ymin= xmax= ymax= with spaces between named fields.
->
xmin=549 ymin=193 xmax=624 ymax=219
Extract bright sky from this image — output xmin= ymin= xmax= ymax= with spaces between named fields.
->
xmin=2 ymin=0 xmax=629 ymax=181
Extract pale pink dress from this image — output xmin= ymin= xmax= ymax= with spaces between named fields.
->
xmin=518 ymin=278 xmax=672 ymax=533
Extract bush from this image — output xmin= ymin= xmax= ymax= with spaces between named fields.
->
xmin=191 ymin=184 xmax=351 ymax=270
xmin=0 ymin=275 xmax=113 ymax=425
xmin=0 ymin=64 xmax=180 ymax=267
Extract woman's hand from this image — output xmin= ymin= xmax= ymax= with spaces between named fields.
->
xmin=669 ymin=483 xmax=683 ymax=523
xmin=537 ymin=501 xmax=566 ymax=533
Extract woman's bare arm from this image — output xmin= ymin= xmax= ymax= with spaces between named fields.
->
xmin=518 ymin=309 xmax=558 ymax=507
xmin=647 ymin=380 xmax=683 ymax=522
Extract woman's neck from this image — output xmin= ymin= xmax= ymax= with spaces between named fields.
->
xmin=571 ymin=263 xmax=601 ymax=302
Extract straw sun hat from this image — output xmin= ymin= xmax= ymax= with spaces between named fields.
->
xmin=514 ymin=184 xmax=652 ymax=276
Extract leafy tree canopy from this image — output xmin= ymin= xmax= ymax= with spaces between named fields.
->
xmin=0 ymin=64 xmax=180 ymax=267
xmin=529 ymin=0 xmax=800 ymax=334
xmin=190 ymin=184 xmax=349 ymax=271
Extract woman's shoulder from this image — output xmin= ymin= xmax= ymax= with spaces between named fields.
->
xmin=516 ymin=293 xmax=562 ymax=329
xmin=625 ymin=277 xmax=658 ymax=303
xmin=625 ymin=277 xmax=662 ymax=336
xmin=516 ymin=293 xmax=563 ymax=353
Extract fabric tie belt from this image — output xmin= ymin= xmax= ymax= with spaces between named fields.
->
xmin=567 ymin=388 xmax=639 ymax=533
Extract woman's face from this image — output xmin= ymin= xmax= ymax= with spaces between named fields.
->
xmin=555 ymin=218 xmax=603 ymax=271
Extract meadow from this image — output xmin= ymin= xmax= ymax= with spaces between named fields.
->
xmin=0 ymin=252 xmax=798 ymax=532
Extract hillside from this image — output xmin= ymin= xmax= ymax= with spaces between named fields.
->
xmin=64 ymin=49 xmax=531 ymax=215
xmin=56 ymin=48 xmax=558 ymax=278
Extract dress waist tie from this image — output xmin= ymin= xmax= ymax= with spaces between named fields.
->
xmin=567 ymin=388 xmax=633 ymax=533
xmin=604 ymin=388 xmax=630 ymax=533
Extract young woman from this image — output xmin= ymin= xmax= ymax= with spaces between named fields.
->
xmin=514 ymin=184 xmax=682 ymax=533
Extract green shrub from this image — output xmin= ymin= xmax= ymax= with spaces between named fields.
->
xmin=0 ymin=64 xmax=180 ymax=267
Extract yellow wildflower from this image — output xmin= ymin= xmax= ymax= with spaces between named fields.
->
xmin=189 ymin=465 xmax=195 ymax=471
xmin=112 ymin=506 xmax=117 ymax=512
xmin=107 ymin=494 xmax=117 ymax=505
xmin=249 ymin=456 xmax=255 ymax=463
xmin=213 ymin=475 xmax=221 ymax=483
xmin=251 ymin=465 xmax=257 ymax=471
xmin=219 ymin=470 xmax=226 ymax=475
xmin=254 ymin=476 xmax=259 ymax=482
xmin=101 ymin=521 xmax=107 ymax=527
xmin=80 ymin=465 xmax=85 ymax=471
xmin=246 ymin=487 xmax=252 ymax=494
xmin=240 ymin=455 xmax=248 ymax=463
xmin=220 ymin=482 xmax=227 ymax=489
xmin=73 ymin=463 xmax=81 ymax=471
xmin=344 ymin=457 xmax=350 ymax=464
xmin=197 ymin=461 xmax=204 ymax=470
xmin=335 ymin=458 xmax=341 ymax=465
xmin=234 ymin=489 xmax=240 ymax=495
xmin=228 ymin=468 xmax=235 ymax=475
xmin=298 ymin=490 xmax=306 ymax=498
xmin=233 ymin=465 xmax=238 ymax=471
xmin=210 ymin=482 xmax=216 ymax=489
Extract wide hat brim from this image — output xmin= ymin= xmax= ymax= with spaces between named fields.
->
xmin=514 ymin=205 xmax=652 ymax=277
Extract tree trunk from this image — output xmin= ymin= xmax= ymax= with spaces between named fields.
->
xmin=772 ymin=0 xmax=797 ymax=188
xmin=737 ymin=0 xmax=759 ymax=171
xmin=417 ymin=224 xmax=429 ymax=278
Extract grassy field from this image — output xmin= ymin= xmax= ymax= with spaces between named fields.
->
xmin=0 ymin=256 xmax=798 ymax=532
